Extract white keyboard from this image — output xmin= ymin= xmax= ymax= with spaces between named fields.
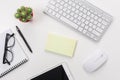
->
xmin=44 ymin=0 xmax=113 ymax=41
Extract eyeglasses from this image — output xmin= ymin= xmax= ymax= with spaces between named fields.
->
xmin=3 ymin=33 xmax=15 ymax=65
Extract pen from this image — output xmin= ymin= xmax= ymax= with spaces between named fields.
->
xmin=16 ymin=26 xmax=33 ymax=53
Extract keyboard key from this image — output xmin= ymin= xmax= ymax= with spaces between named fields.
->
xmin=76 ymin=5 xmax=80 ymax=9
xmin=101 ymin=25 xmax=106 ymax=29
xmin=66 ymin=15 xmax=70 ymax=18
xmin=94 ymin=12 xmax=98 ymax=15
xmin=72 ymin=8 xmax=76 ymax=11
xmin=56 ymin=0 xmax=61 ymax=2
xmin=56 ymin=13 xmax=61 ymax=18
xmin=85 ymin=21 xmax=89 ymax=25
xmin=92 ymin=25 xmax=97 ymax=29
xmin=89 ymin=23 xmax=93 ymax=27
xmin=68 ymin=1 xmax=72 ymax=5
xmin=83 ymin=9 xmax=87 ymax=14
xmin=74 ymin=14 xmax=78 ymax=18
xmin=92 ymin=30 xmax=101 ymax=36
xmin=52 ymin=11 xmax=56 ymax=15
xmin=48 ymin=9 xmax=52 ymax=13
xmin=98 ymin=18 xmax=102 ymax=22
xmin=68 ymin=5 xmax=72 ymax=9
xmin=97 ymin=23 xmax=102 ymax=27
xmin=96 ymin=27 xmax=103 ymax=33
xmin=81 ymin=18 xmax=85 ymax=23
xmin=88 ymin=28 xmax=93 ymax=31
xmin=86 ymin=32 xmax=91 ymax=36
xmin=74 ymin=19 xmax=78 ymax=23
xmin=102 ymin=16 xmax=106 ymax=20
xmin=86 ymin=7 xmax=90 ymax=10
xmin=75 ymin=0 xmax=79 ymax=3
xmin=90 ymin=19 xmax=94 ymax=23
xmin=60 ymin=16 xmax=78 ymax=29
xmin=77 ymin=21 xmax=81 ymax=25
xmin=64 ymin=3 xmax=68 ymax=7
xmin=75 ymin=10 xmax=79 ymax=14
xmin=82 ymin=14 xmax=87 ymax=18
xmin=55 ymin=8 xmax=59 ymax=12
xmin=98 ymin=14 xmax=102 ymax=17
xmin=70 ymin=12 xmax=74 ymax=16
xmin=72 ymin=3 xmax=76 ymax=7
xmin=93 ymin=21 xmax=98 ymax=25
xmin=78 ymin=16 xmax=82 ymax=20
xmin=64 ymin=0 xmax=68 ymax=2
xmin=50 ymin=0 xmax=56 ymax=5
xmin=82 ymin=5 xmax=86 ymax=8
xmin=49 ymin=5 xmax=56 ymax=10
xmin=63 ymin=8 xmax=67 ymax=11
xmin=79 ymin=12 xmax=83 ymax=16
xmin=83 ymin=30 xmax=87 ymax=34
xmin=70 ymin=17 xmax=74 ymax=21
xmin=90 ymin=34 xmax=94 ymax=38
xmin=87 ymin=11 xmax=91 ymax=15
xmin=81 ymin=23 xmax=85 ymax=27
xmin=102 ymin=20 xmax=108 ymax=25
xmin=94 ymin=16 xmax=98 ymax=20
xmin=63 ymin=12 xmax=67 ymax=16
xmin=59 ymin=10 xmax=63 ymax=14
xmin=59 ymin=6 xmax=63 ymax=9
xmin=85 ymin=26 xmax=89 ymax=29
xmin=86 ymin=16 xmax=90 ymax=20
xmin=78 ymin=27 xmax=83 ymax=32
xmin=80 ymin=7 xmax=83 ymax=11
xmin=60 ymin=1 xmax=65 ymax=5
xmin=79 ymin=2 xmax=82 ymax=6
xmin=90 ymin=9 xmax=94 ymax=13
xmin=56 ymin=3 xmax=60 ymax=7
xmin=90 ymin=14 xmax=95 ymax=18
xmin=66 ymin=10 xmax=71 ymax=14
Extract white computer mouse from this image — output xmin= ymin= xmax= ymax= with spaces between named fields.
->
xmin=83 ymin=49 xmax=108 ymax=73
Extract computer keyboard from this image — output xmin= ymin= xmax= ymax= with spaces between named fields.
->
xmin=44 ymin=0 xmax=113 ymax=41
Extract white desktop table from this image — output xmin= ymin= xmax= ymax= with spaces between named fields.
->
xmin=0 ymin=0 xmax=120 ymax=80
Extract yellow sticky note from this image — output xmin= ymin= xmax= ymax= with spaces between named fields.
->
xmin=45 ymin=34 xmax=77 ymax=57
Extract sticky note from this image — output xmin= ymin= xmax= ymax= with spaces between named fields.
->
xmin=45 ymin=34 xmax=77 ymax=57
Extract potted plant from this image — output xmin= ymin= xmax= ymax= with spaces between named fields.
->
xmin=15 ymin=6 xmax=33 ymax=22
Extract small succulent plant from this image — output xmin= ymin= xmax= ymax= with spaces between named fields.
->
xmin=15 ymin=6 xmax=33 ymax=22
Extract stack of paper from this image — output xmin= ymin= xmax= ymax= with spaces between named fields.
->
xmin=45 ymin=34 xmax=77 ymax=57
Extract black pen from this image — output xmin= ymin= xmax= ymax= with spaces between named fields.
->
xmin=16 ymin=26 xmax=33 ymax=53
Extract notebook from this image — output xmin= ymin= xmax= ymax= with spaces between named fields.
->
xmin=0 ymin=29 xmax=28 ymax=78
xmin=45 ymin=34 xmax=77 ymax=57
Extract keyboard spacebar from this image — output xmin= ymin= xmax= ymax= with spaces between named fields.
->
xmin=60 ymin=16 xmax=78 ymax=29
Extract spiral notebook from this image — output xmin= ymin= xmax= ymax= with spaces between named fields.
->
xmin=0 ymin=29 xmax=28 ymax=78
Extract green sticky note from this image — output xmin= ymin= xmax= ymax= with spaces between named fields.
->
xmin=45 ymin=34 xmax=77 ymax=57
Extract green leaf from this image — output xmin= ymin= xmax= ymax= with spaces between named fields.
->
xmin=27 ymin=8 xmax=32 ymax=14
xmin=27 ymin=15 xmax=32 ymax=20
xmin=21 ymin=11 xmax=27 ymax=17
xmin=21 ymin=18 xmax=27 ymax=22
xmin=15 ymin=13 xmax=21 ymax=18
xmin=21 ymin=6 xmax=25 ymax=11
xmin=17 ymin=8 xmax=21 ymax=13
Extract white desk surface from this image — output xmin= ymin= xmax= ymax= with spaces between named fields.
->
xmin=0 ymin=0 xmax=120 ymax=80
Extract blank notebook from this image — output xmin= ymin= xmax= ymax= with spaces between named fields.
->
xmin=0 ymin=29 xmax=28 ymax=78
xmin=45 ymin=34 xmax=77 ymax=57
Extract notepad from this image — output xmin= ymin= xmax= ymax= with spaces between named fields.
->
xmin=45 ymin=34 xmax=77 ymax=57
xmin=0 ymin=29 xmax=28 ymax=78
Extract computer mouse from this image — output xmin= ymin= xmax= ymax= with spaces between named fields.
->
xmin=83 ymin=49 xmax=108 ymax=73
